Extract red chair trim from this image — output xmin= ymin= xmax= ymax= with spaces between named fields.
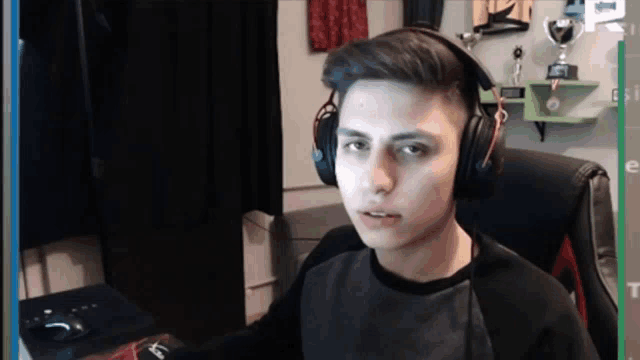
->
xmin=551 ymin=235 xmax=588 ymax=327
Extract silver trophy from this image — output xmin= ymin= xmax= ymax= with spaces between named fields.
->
xmin=501 ymin=46 xmax=526 ymax=99
xmin=456 ymin=31 xmax=483 ymax=51
xmin=543 ymin=16 xmax=584 ymax=80
xmin=511 ymin=46 xmax=524 ymax=86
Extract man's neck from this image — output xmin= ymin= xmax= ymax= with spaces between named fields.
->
xmin=374 ymin=214 xmax=477 ymax=284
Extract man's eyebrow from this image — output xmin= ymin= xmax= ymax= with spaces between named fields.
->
xmin=335 ymin=128 xmax=439 ymax=142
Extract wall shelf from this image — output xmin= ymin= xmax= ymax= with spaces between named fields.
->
xmin=592 ymin=100 xmax=619 ymax=109
xmin=480 ymin=80 xmax=610 ymax=141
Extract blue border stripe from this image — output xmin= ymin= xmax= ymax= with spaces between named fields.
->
xmin=12 ymin=0 xmax=20 ymax=358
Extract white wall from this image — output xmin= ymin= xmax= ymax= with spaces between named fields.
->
xmin=20 ymin=0 xmax=620 ymax=324
xmin=281 ymin=0 xmax=404 ymax=189
xmin=282 ymin=0 xmax=621 ymax=211
xmin=18 ymin=237 xmax=105 ymax=300
xmin=256 ymin=0 xmax=621 ymax=320
xmin=470 ymin=1 xmax=621 ymax=212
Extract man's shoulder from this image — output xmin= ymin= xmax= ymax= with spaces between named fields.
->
xmin=476 ymin=233 xmax=577 ymax=316
xmin=475 ymin=233 xmax=591 ymax=357
xmin=480 ymin=234 xmax=571 ymax=294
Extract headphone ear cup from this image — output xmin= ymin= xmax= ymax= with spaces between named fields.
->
xmin=454 ymin=114 xmax=504 ymax=199
xmin=454 ymin=115 xmax=482 ymax=199
xmin=485 ymin=116 xmax=506 ymax=178
xmin=313 ymin=110 xmax=339 ymax=186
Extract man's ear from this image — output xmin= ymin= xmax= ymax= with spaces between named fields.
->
xmin=443 ymin=82 xmax=461 ymax=102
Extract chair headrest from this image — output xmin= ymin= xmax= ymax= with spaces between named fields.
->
xmin=456 ymin=147 xmax=608 ymax=272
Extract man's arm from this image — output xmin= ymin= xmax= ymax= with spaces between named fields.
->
xmin=166 ymin=228 xmax=365 ymax=360
xmin=527 ymin=312 xmax=601 ymax=360
xmin=165 ymin=274 xmax=305 ymax=360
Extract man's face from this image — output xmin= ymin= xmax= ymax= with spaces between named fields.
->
xmin=335 ymin=80 xmax=466 ymax=251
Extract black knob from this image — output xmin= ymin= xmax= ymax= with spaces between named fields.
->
xmin=513 ymin=46 xmax=523 ymax=59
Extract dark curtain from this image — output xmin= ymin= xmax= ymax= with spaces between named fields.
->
xmin=18 ymin=0 xmax=283 ymax=244
xmin=19 ymin=0 xmax=101 ymax=251
xmin=19 ymin=0 xmax=283 ymax=347
xmin=104 ymin=0 xmax=283 ymax=233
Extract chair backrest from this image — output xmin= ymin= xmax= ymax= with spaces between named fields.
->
xmin=455 ymin=147 xmax=617 ymax=360
xmin=310 ymin=147 xmax=617 ymax=360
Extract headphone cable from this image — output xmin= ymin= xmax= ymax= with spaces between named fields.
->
xmin=466 ymin=210 xmax=478 ymax=360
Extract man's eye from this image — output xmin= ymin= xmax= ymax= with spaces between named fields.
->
xmin=400 ymin=144 xmax=427 ymax=156
xmin=345 ymin=141 xmax=367 ymax=151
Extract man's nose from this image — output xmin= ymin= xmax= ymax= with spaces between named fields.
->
xmin=365 ymin=149 xmax=395 ymax=195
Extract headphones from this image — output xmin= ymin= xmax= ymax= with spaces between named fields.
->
xmin=311 ymin=27 xmax=508 ymax=200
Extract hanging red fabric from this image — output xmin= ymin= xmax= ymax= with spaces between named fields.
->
xmin=309 ymin=0 xmax=369 ymax=52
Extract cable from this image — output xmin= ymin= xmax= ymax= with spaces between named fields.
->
xmin=243 ymin=216 xmax=325 ymax=242
xmin=75 ymin=0 xmax=95 ymax=137
xmin=74 ymin=0 xmax=112 ymax=286
xmin=465 ymin=203 xmax=480 ymax=360
xmin=36 ymin=247 xmax=52 ymax=296
xmin=20 ymin=251 xmax=30 ymax=299
xmin=466 ymin=221 xmax=476 ymax=360
xmin=242 ymin=216 xmax=275 ymax=234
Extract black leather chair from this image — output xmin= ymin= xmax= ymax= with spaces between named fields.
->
xmin=300 ymin=148 xmax=617 ymax=360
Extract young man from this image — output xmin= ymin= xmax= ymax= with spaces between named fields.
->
xmin=167 ymin=29 xmax=600 ymax=359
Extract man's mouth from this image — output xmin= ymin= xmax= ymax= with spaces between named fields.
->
xmin=364 ymin=212 xmax=400 ymax=218
xmin=359 ymin=211 xmax=402 ymax=229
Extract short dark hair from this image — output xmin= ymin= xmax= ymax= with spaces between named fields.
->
xmin=321 ymin=30 xmax=479 ymax=123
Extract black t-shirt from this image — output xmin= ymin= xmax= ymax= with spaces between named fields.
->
xmin=168 ymin=231 xmax=600 ymax=359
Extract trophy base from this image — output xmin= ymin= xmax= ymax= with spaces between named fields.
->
xmin=501 ymin=87 xmax=526 ymax=99
xmin=546 ymin=64 xmax=578 ymax=80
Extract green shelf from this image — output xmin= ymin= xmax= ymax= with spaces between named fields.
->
xmin=479 ymin=80 xmax=609 ymax=141
xmin=526 ymin=80 xmax=600 ymax=88
xmin=592 ymin=100 xmax=619 ymax=108
xmin=479 ymin=96 xmax=525 ymax=104
xmin=521 ymin=115 xmax=596 ymax=123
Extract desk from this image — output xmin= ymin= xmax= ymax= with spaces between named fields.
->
xmin=19 ymin=284 xmax=166 ymax=360
xmin=78 ymin=334 xmax=184 ymax=360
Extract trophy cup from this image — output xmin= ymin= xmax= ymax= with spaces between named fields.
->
xmin=457 ymin=31 xmax=483 ymax=51
xmin=543 ymin=16 xmax=584 ymax=80
xmin=501 ymin=46 xmax=526 ymax=99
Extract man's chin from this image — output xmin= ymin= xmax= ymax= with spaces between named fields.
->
xmin=353 ymin=225 xmax=407 ymax=249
